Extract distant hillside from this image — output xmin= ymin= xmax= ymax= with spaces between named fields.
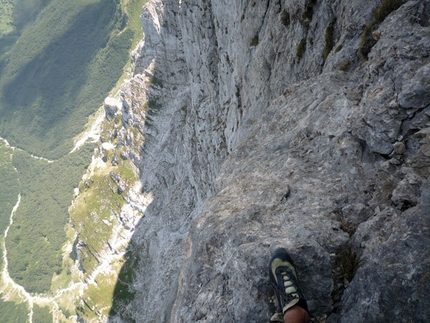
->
xmin=0 ymin=0 xmax=146 ymax=321
xmin=0 ymin=0 xmax=133 ymax=159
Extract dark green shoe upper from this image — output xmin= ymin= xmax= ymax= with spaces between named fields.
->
xmin=269 ymin=248 xmax=308 ymax=314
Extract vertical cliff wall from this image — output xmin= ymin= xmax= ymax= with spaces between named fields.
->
xmin=108 ymin=0 xmax=430 ymax=322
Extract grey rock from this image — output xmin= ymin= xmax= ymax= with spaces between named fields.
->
xmin=107 ymin=0 xmax=430 ymax=322
xmin=391 ymin=170 xmax=422 ymax=209
xmin=393 ymin=141 xmax=406 ymax=155
xmin=345 ymin=202 xmax=430 ymax=323
xmin=104 ymin=97 xmax=120 ymax=122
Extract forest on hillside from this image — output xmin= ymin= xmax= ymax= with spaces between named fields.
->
xmin=0 ymin=0 xmax=145 ymax=321
xmin=0 ymin=0 xmax=134 ymax=159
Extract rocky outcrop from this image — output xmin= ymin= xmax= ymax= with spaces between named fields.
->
xmin=109 ymin=0 xmax=430 ymax=322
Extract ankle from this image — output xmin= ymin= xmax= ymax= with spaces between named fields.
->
xmin=283 ymin=305 xmax=309 ymax=323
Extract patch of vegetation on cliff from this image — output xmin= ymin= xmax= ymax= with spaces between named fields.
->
xmin=296 ymin=38 xmax=307 ymax=60
xmin=332 ymin=246 xmax=363 ymax=313
xmin=126 ymin=0 xmax=146 ymax=47
xmin=111 ymin=0 xmax=147 ymax=92
xmin=338 ymin=60 xmax=352 ymax=72
xmin=71 ymin=172 xmax=125 ymax=274
xmin=70 ymin=148 xmax=139 ymax=275
xmin=6 ymin=144 xmax=94 ymax=293
xmin=70 ymin=141 xmax=140 ymax=321
xmin=323 ymin=18 xmax=336 ymax=60
xmin=296 ymin=0 xmax=318 ymax=61
xmin=77 ymin=271 xmax=119 ymax=322
xmin=281 ymin=10 xmax=290 ymax=27
xmin=109 ymin=250 xmax=137 ymax=322
xmin=359 ymin=0 xmax=403 ymax=59
xmin=302 ymin=0 xmax=317 ymax=28
xmin=250 ymin=34 xmax=259 ymax=47
xmin=0 ymin=0 xmax=133 ymax=160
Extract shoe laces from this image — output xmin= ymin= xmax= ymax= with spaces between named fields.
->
xmin=274 ymin=267 xmax=300 ymax=307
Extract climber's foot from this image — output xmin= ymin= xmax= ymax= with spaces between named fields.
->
xmin=268 ymin=248 xmax=309 ymax=316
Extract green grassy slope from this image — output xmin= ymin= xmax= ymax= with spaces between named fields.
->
xmin=0 ymin=143 xmax=20 ymax=270
xmin=0 ymin=143 xmax=26 ymax=321
xmin=0 ymin=144 xmax=20 ymax=239
xmin=0 ymin=300 xmax=28 ymax=323
xmin=0 ymin=0 xmax=133 ymax=159
xmin=6 ymin=145 xmax=95 ymax=293
xmin=0 ymin=0 xmax=146 ymax=319
xmin=11 ymin=0 xmax=52 ymax=32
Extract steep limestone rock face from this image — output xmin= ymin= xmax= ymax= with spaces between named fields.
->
xmin=110 ymin=0 xmax=430 ymax=322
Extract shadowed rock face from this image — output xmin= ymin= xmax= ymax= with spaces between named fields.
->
xmin=110 ymin=0 xmax=430 ymax=322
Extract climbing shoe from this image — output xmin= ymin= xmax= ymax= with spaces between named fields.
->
xmin=268 ymin=248 xmax=308 ymax=316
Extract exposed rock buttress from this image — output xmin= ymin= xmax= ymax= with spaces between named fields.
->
xmin=109 ymin=0 xmax=430 ymax=322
